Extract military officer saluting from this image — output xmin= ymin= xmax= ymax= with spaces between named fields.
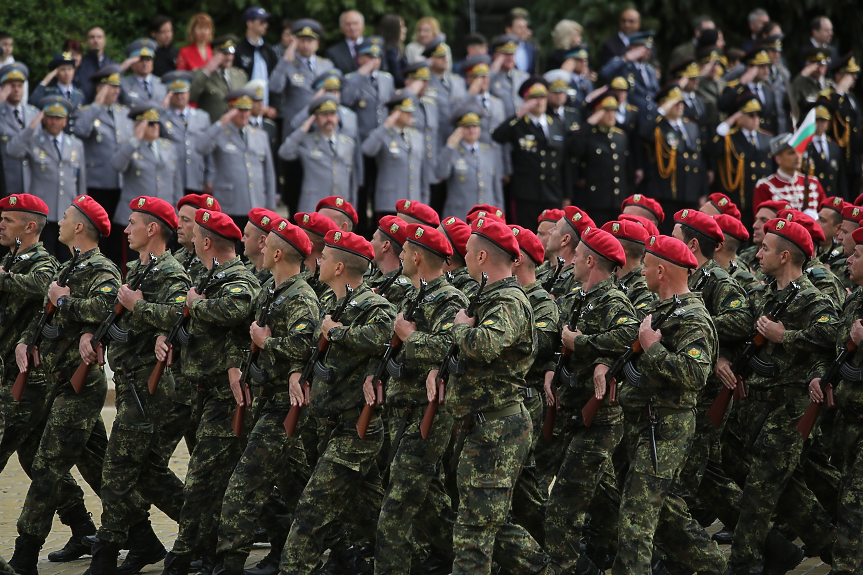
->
xmin=0 ymin=63 xmax=39 ymax=195
xmin=423 ymin=35 xmax=467 ymax=141
xmin=279 ymin=95 xmax=359 ymax=215
xmin=438 ymin=104 xmax=503 ymax=219
xmin=7 ymin=96 xmax=86 ymax=257
xmin=544 ymin=69 xmax=581 ymax=130
xmin=195 ymin=88 xmax=277 ymax=230
xmin=31 ymin=52 xmax=86 ymax=135
xmin=402 ymin=61 xmax=440 ymax=196
xmin=189 ymin=36 xmax=249 ymax=122
xmin=342 ymin=37 xmax=395 ymax=142
xmin=600 ymin=31 xmax=660 ymax=125
xmin=488 ymin=34 xmax=529 ymax=118
xmin=287 ymin=70 xmax=359 ymax=142
xmin=120 ymin=39 xmax=167 ymax=108
xmin=805 ymin=100 xmax=847 ymax=199
xmin=160 ymin=71 xmax=213 ymax=195
xmin=456 ymin=55 xmax=509 ymax=178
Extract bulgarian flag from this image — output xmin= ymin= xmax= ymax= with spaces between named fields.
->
xmin=790 ymin=108 xmax=817 ymax=153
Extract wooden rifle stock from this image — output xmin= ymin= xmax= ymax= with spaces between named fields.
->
xmin=797 ymin=339 xmax=854 ymax=440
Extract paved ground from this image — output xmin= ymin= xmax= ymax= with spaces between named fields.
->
xmin=0 ymin=405 xmax=832 ymax=574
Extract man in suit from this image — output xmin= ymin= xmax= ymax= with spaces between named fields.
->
xmin=492 ymin=77 xmax=566 ymax=230
xmin=189 ymin=36 xmax=248 ymax=123
xmin=438 ymin=104 xmax=503 ymax=219
xmin=279 ymin=95 xmax=359 ymax=214
xmin=599 ymin=8 xmax=640 ymax=66
xmin=797 ymin=16 xmax=839 ymax=70
xmin=0 ymin=63 xmax=38 ymax=195
xmin=6 ymin=96 xmax=86 ymax=256
xmin=456 ymin=55 xmax=508 ymax=182
xmin=505 ymin=8 xmax=537 ymax=75
xmin=600 ymin=32 xmax=659 ymax=125
xmin=667 ymin=16 xmax=715 ymax=72
xmin=195 ymin=89 xmax=277 ymax=230
xmin=489 ymin=35 xmax=529 ymax=119
xmin=160 ymin=71 xmax=212 ymax=194
xmin=74 ymin=64 xmax=134 ymax=265
xmin=234 ymin=7 xmax=278 ymax=112
xmin=742 ymin=9 xmax=770 ymax=52
xmin=119 ymin=39 xmax=167 ymax=108
xmin=423 ymin=36 xmax=466 ymax=150
xmin=75 ymin=26 xmax=115 ymax=104
xmin=31 ymin=53 xmax=86 ymax=135
xmin=325 ymin=10 xmax=365 ymax=75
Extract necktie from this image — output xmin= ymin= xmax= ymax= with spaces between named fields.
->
xmin=53 ymin=137 xmax=61 ymax=158
xmin=14 ymin=109 xmax=23 ymax=129
xmin=822 ymin=138 xmax=829 ymax=160
xmin=144 ymin=79 xmax=151 ymax=98
xmin=749 ymin=132 xmax=756 ymax=147
xmin=329 ymin=139 xmax=336 ymax=155
xmin=108 ymin=107 xmax=114 ymax=121
xmin=149 ymin=141 xmax=160 ymax=162
xmin=179 ymin=111 xmax=187 ymax=126
xmin=481 ymin=96 xmax=489 ymax=113
xmin=308 ymin=59 xmax=315 ymax=74
xmin=370 ymin=74 xmax=378 ymax=91
xmin=402 ymin=130 xmax=409 ymax=150
xmin=471 ymin=146 xmax=478 ymax=161
xmin=65 ymin=88 xmax=72 ymax=100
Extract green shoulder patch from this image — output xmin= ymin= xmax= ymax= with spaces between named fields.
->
xmin=535 ymin=321 xmax=548 ymax=328
xmin=294 ymin=322 xmax=308 ymax=331
xmin=728 ymin=299 xmax=742 ymax=309
xmin=99 ymin=285 xmax=114 ymax=293
xmin=442 ymin=322 xmax=453 ymax=330
xmin=482 ymin=319 xmax=495 ymax=326
xmin=230 ymin=287 xmax=244 ymax=293
xmin=816 ymin=315 xmax=830 ymax=323
xmin=687 ymin=348 xmax=702 ymax=359
xmin=174 ymin=295 xmax=186 ymax=303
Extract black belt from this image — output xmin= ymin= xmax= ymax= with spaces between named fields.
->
xmin=325 ymin=406 xmax=363 ymax=425
xmin=748 ymin=387 xmax=807 ymax=401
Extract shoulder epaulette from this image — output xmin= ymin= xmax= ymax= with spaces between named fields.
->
xmin=626 ymin=103 xmax=638 ymax=112
xmin=611 ymin=127 xmax=625 ymax=135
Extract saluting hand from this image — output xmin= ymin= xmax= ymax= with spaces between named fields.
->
xmin=220 ymin=108 xmax=239 ymax=127
xmin=29 ymin=112 xmax=44 ymax=130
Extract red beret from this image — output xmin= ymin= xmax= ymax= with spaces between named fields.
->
xmin=316 ymin=195 xmax=359 ymax=226
xmin=440 ymin=216 xmax=471 ymax=258
xmin=395 ymin=199 xmax=440 ymax=227
xmin=842 ymin=204 xmax=863 ymax=225
xmin=538 ymin=208 xmax=565 ymax=224
xmin=466 ymin=204 xmax=506 ymax=223
xmin=0 ymin=193 xmax=49 ymax=216
xmin=248 ymin=208 xmax=279 ymax=233
xmin=764 ymin=218 xmax=814 ymax=257
xmin=852 ymin=226 xmax=863 ymax=244
xmin=855 ymin=193 xmax=863 ymax=207
xmin=377 ymin=215 xmax=408 ymax=247
xmin=294 ymin=212 xmax=340 ymax=237
xmin=406 ymin=223 xmax=453 ymax=259
xmin=776 ymin=209 xmax=826 ymax=243
xmin=755 ymin=199 xmax=792 ymax=214
xmin=177 ymin=193 xmax=220 ymax=212
xmin=72 ymin=195 xmax=111 ymax=237
xmin=713 ymin=214 xmax=749 ymax=242
xmin=621 ymin=194 xmax=665 ymax=223
xmin=706 ymin=193 xmax=742 ymax=220
xmin=601 ymin=219 xmax=650 ymax=245
xmin=646 ymin=235 xmax=698 ymax=269
xmin=581 ymin=226 xmax=626 ymax=267
xmin=618 ymin=213 xmax=660 ymax=237
xmin=325 ymin=229 xmax=374 ymax=262
xmin=195 ymin=208 xmax=241 ymax=241
xmin=510 ymin=225 xmax=545 ymax=265
xmin=270 ymin=217 xmax=312 ymax=256
xmin=130 ymin=196 xmax=178 ymax=230
xmin=819 ymin=196 xmax=847 ymax=214
xmin=471 ymin=217 xmax=520 ymax=259
xmin=674 ymin=209 xmax=724 ymax=243
xmin=563 ymin=206 xmax=595 ymax=238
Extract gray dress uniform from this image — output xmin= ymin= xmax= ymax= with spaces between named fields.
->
xmin=6 ymin=126 xmax=86 ymax=220
xmin=457 ymin=93 xmax=510 ymax=176
xmin=30 ymin=84 xmax=86 ymax=134
xmin=490 ymin=69 xmax=529 ymax=117
xmin=289 ymin=104 xmax=358 ymax=142
xmin=0 ymin=102 xmax=39 ymax=194
xmin=427 ymin=72 xmax=466 ymax=145
xmin=119 ymin=74 xmax=168 ymax=108
xmin=279 ymin=127 xmax=358 ymax=214
xmin=195 ymin=122 xmax=276 ymax=216
xmin=438 ymin=142 xmax=503 ymax=218
xmin=362 ymin=124 xmax=429 ymax=211
xmin=342 ymin=72 xmax=395 ymax=141
xmin=413 ymin=95 xmax=439 ymax=189
xmin=159 ymin=106 xmax=213 ymax=192
xmin=269 ymin=56 xmax=335 ymax=138
xmin=110 ymin=137 xmax=182 ymax=223
xmin=73 ymin=103 xmax=134 ymax=189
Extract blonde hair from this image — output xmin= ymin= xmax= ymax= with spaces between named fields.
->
xmin=186 ymin=13 xmax=214 ymax=45
xmin=413 ymin=17 xmax=441 ymax=43
xmin=552 ymin=20 xmax=583 ymax=50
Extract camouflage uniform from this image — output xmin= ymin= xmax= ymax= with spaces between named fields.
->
xmin=736 ymin=245 xmax=760 ymax=274
xmin=806 ymin=260 xmax=847 ymax=308
xmin=374 ymin=275 xmax=467 ymax=573
xmin=368 ymin=267 xmax=414 ymax=305
xmin=216 ymin=275 xmax=320 ymax=572
xmin=165 ymin=256 xmax=258 ymax=564
xmin=613 ymin=292 xmax=726 ymax=575
xmin=97 ymin=251 xmax=190 ymax=545
xmin=727 ymin=260 xmax=764 ymax=295
xmin=447 ymin=276 xmax=549 ymax=574
xmin=829 ymin=256 xmax=854 ymax=291
xmin=547 ymin=263 xmax=575 ymax=299
xmin=16 ymin=248 xmax=121 ymax=544
xmin=447 ymin=266 xmax=479 ymax=298
xmin=244 ymin=260 xmax=273 ymax=286
xmin=616 ymin=265 xmax=657 ymax=320
xmin=545 ymin=279 xmax=638 ymax=572
xmin=724 ymin=275 xmax=838 ymax=571
xmin=283 ymin=282 xmax=395 ymax=573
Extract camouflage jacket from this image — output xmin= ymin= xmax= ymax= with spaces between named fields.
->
xmin=835 ymin=287 xmax=863 ymax=414
xmin=748 ymin=274 xmax=839 ymax=390
xmin=557 ymin=277 xmax=638 ymax=422
xmin=805 ymin=260 xmax=846 ymax=308
xmin=619 ymin=291 xmax=717 ymax=411
xmin=828 ymin=257 xmax=855 ymax=291
xmin=548 ymin=263 xmax=575 ymax=299
xmin=253 ymin=274 xmax=320 ymax=386
xmin=688 ymin=259 xmax=753 ymax=360
xmin=180 ymin=256 xmax=258 ymax=382
xmin=449 ymin=276 xmax=533 ymax=417
xmin=106 ymin=251 xmax=190 ymax=373
xmin=817 ymin=239 xmax=845 ymax=269
xmin=523 ymin=279 xmax=560 ymax=389
xmin=728 ymin=260 xmax=764 ymax=295
xmin=389 ymin=274 xmax=468 ymax=406
xmin=616 ymin=264 xmax=656 ymax=319
xmin=447 ymin=266 xmax=479 ymax=298
xmin=737 ymin=244 xmax=759 ymax=272
xmin=174 ymin=245 xmax=206 ymax=283
xmin=245 ymin=260 xmax=273 ymax=286
xmin=368 ymin=266 xmax=413 ymax=306
xmin=0 ymin=242 xmax=58 ymax=380
xmin=311 ymin=282 xmax=396 ymax=416
xmin=20 ymin=247 xmax=121 ymax=374
xmin=298 ymin=265 xmax=331 ymax=299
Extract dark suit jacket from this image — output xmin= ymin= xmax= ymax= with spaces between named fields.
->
xmin=235 ymin=39 xmax=279 ymax=81
xmin=599 ymin=34 xmax=628 ymax=67
xmin=326 ymin=40 xmax=358 ymax=74
xmin=516 ymin=42 xmax=539 ymax=75
xmin=75 ymin=51 xmax=116 ymax=104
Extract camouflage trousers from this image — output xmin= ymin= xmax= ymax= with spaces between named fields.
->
xmin=725 ymin=394 xmax=835 ymax=570
xmin=510 ymin=392 xmax=547 ymax=546
xmin=833 ymin=410 xmax=863 ymax=574
xmin=452 ymin=405 xmax=549 ymax=575
xmin=155 ymin=369 xmax=198 ymax=460
xmin=283 ymin=414 xmax=385 ymax=573
xmin=533 ymin=407 xmax=578 ymax=497
xmin=612 ymin=409 xmax=726 ymax=575
xmin=17 ymin=368 xmax=108 ymax=542
xmin=97 ymin=366 xmax=185 ymax=544
xmin=677 ymin=383 xmax=728 ymax=504
xmin=170 ymin=383 xmax=242 ymax=558
xmin=375 ymin=406 xmax=455 ymax=574
xmin=545 ymin=420 xmax=622 ymax=572
xmin=217 ymin=389 xmax=310 ymax=571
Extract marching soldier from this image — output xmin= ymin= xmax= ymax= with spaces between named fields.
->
xmin=711 ymin=214 xmax=761 ymax=292
xmin=544 ymin=206 xmax=594 ymax=298
xmin=535 ymin=208 xmax=564 ymax=279
xmin=368 ymin=214 xmax=412 ymax=304
xmin=752 ymin=133 xmax=826 ymax=218
xmin=159 ymin=71 xmax=213 ymax=195
xmin=242 ymin=207 xmax=279 ymax=285
xmin=119 ymin=39 xmax=167 ymax=108
xmin=699 ymin=192 xmax=743 ymax=220
xmin=424 ymin=35 xmax=467 ymax=144
xmin=316 ymin=195 xmax=359 ymax=233
xmin=816 ymin=197 xmax=851 ymax=282
xmin=294 ymin=211 xmax=339 ymax=298
xmin=189 ymin=36 xmax=248 ymax=122
xmin=737 ymin=199 xmax=791 ymax=276
xmin=0 ymin=63 xmax=39 ymax=196
xmin=395 ymin=198 xmax=440 ymax=228
xmin=824 ymin=53 xmax=862 ymax=198
xmin=31 ymin=52 xmax=86 ymax=135
xmin=620 ymin=193 xmax=665 ymax=230
xmin=488 ymin=35 xmax=529 ymax=118
xmin=159 ymin=209 xmax=258 ymax=575
xmin=7 ymin=97 xmax=86 ymax=257
xmin=777 ymin=209 xmax=846 ymax=307
xmin=438 ymin=215 xmax=479 ymax=297
xmin=601 ymin=218 xmax=657 ymax=318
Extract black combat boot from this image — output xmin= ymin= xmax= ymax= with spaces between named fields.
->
xmin=48 ymin=504 xmax=97 ymax=562
xmin=9 ymin=535 xmax=43 ymax=575
xmin=161 ymin=552 xmax=193 ymax=575
xmin=117 ymin=520 xmax=168 ymax=575
xmin=84 ymin=541 xmax=121 ymax=575
xmin=243 ymin=536 xmax=284 ymax=575
xmin=763 ymin=528 xmax=804 ymax=575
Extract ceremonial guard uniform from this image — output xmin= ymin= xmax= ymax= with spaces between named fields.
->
xmin=824 ymin=53 xmax=863 ymax=198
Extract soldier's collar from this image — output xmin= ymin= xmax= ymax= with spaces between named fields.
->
xmin=583 ymin=276 xmax=614 ymax=295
